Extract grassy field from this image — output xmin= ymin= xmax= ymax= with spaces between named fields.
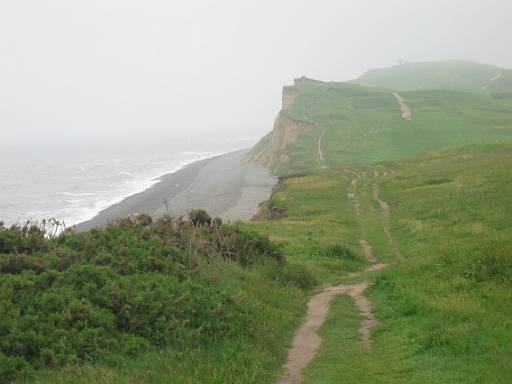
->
xmin=248 ymin=143 xmax=512 ymax=383
xmin=270 ymin=79 xmax=512 ymax=176
xmin=353 ymin=60 xmax=512 ymax=93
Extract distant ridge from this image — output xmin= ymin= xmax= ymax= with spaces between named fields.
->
xmin=353 ymin=59 xmax=512 ymax=93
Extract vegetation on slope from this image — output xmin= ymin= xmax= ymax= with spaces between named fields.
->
xmin=248 ymin=144 xmax=512 ymax=383
xmin=245 ymin=172 xmax=368 ymax=283
xmin=246 ymin=64 xmax=512 ymax=382
xmin=249 ymin=75 xmax=512 ymax=176
xmin=368 ymin=144 xmax=512 ymax=383
xmin=0 ymin=214 xmax=315 ymax=383
xmin=353 ymin=59 xmax=512 ymax=93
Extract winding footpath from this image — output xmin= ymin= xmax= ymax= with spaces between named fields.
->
xmin=277 ymin=167 xmax=400 ymax=383
xmin=317 ymin=128 xmax=326 ymax=164
xmin=392 ymin=92 xmax=412 ymax=120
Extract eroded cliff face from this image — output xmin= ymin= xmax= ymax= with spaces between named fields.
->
xmin=282 ymin=86 xmax=300 ymax=110
xmin=246 ymin=111 xmax=314 ymax=168
xmin=246 ymin=84 xmax=315 ymax=170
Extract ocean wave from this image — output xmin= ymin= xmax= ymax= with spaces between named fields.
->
xmin=1 ymin=150 xmax=228 ymax=228
xmin=62 ymin=151 xmax=225 ymax=226
xmin=61 ymin=192 xmax=98 ymax=197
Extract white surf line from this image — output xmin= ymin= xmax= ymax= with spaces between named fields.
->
xmin=317 ymin=128 xmax=326 ymax=164
xmin=392 ymin=92 xmax=412 ymax=120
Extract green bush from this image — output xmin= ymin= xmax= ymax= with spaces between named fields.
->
xmin=188 ymin=209 xmax=211 ymax=226
xmin=0 ymin=214 xmax=289 ymax=382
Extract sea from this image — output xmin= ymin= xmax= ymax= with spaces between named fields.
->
xmin=0 ymin=134 xmax=259 ymax=227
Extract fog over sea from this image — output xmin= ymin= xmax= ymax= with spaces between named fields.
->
xmin=0 ymin=134 xmax=259 ymax=227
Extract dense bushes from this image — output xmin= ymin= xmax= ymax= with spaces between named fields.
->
xmin=0 ymin=216 xmax=302 ymax=382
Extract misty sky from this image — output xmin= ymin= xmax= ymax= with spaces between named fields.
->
xmin=1 ymin=0 xmax=511 ymax=143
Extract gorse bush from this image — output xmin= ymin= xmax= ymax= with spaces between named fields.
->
xmin=0 ymin=215 xmax=299 ymax=382
xmin=188 ymin=209 xmax=212 ymax=226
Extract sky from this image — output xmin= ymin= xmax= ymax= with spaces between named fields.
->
xmin=1 ymin=0 xmax=511 ymax=144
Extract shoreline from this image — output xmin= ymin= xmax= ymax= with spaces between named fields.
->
xmin=75 ymin=149 xmax=276 ymax=231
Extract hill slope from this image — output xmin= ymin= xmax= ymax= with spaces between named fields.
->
xmin=353 ymin=60 xmax=512 ymax=93
xmin=245 ymin=62 xmax=512 ymax=383
xmin=248 ymin=143 xmax=512 ymax=383
xmin=248 ymin=74 xmax=512 ymax=175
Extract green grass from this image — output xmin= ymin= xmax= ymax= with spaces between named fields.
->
xmin=244 ymin=171 xmax=369 ymax=283
xmin=272 ymin=81 xmax=512 ymax=176
xmin=370 ymin=143 xmax=512 ymax=383
xmin=353 ymin=60 xmax=512 ymax=93
xmin=250 ymin=143 xmax=512 ymax=383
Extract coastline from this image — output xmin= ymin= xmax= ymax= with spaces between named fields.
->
xmin=75 ymin=149 xmax=276 ymax=231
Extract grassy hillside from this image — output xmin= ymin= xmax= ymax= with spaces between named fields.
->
xmin=248 ymin=144 xmax=512 ymax=383
xmin=0 ymin=215 xmax=316 ymax=383
xmin=244 ymin=63 xmax=512 ymax=383
xmin=353 ymin=60 xmax=512 ymax=93
xmin=261 ymin=78 xmax=512 ymax=175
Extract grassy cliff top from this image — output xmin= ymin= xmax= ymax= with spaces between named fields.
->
xmin=353 ymin=59 xmax=512 ymax=93
xmin=255 ymin=77 xmax=512 ymax=176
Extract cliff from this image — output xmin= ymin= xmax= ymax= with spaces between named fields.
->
xmin=246 ymin=83 xmax=315 ymax=170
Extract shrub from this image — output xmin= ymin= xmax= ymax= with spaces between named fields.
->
xmin=189 ymin=209 xmax=211 ymax=226
xmin=134 ymin=214 xmax=153 ymax=226
xmin=0 ymin=213 xmax=291 ymax=382
xmin=214 ymin=225 xmax=284 ymax=265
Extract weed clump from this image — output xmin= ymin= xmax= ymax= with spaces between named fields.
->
xmin=322 ymin=244 xmax=360 ymax=261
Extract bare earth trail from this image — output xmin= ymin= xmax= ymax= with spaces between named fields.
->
xmin=392 ymin=92 xmax=412 ymax=120
xmin=317 ymin=128 xmax=326 ymax=164
xmin=277 ymin=169 xmax=395 ymax=384
xmin=372 ymin=183 xmax=404 ymax=262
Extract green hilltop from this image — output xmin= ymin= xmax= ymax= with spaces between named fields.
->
xmin=248 ymin=65 xmax=512 ymax=175
xmin=352 ymin=59 xmax=512 ymax=93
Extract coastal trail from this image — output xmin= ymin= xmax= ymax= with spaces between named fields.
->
xmin=277 ymin=167 xmax=397 ymax=383
xmin=317 ymin=128 xmax=326 ymax=165
xmin=392 ymin=92 xmax=412 ymax=120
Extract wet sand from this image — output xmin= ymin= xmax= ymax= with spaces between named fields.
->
xmin=76 ymin=150 xmax=276 ymax=231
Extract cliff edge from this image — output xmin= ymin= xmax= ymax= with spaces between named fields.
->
xmin=246 ymin=81 xmax=316 ymax=171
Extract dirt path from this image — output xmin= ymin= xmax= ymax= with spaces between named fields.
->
xmin=346 ymin=283 xmax=379 ymax=348
xmin=482 ymin=72 xmax=503 ymax=90
xmin=346 ymin=170 xmax=362 ymax=216
xmin=359 ymin=239 xmax=376 ymax=262
xmin=277 ymin=169 xmax=395 ymax=383
xmin=372 ymin=184 xmax=403 ymax=262
xmin=277 ymin=281 xmax=381 ymax=384
xmin=392 ymin=92 xmax=412 ymax=120
xmin=317 ymin=128 xmax=326 ymax=163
